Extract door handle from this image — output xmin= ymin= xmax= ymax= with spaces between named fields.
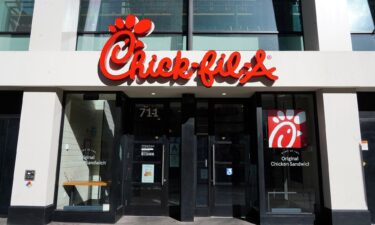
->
xmin=212 ymin=144 xmax=216 ymax=186
xmin=162 ymin=145 xmax=166 ymax=186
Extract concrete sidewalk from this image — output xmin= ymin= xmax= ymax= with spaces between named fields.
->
xmin=1 ymin=216 xmax=255 ymax=225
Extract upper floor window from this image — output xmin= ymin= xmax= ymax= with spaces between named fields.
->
xmin=0 ymin=0 xmax=34 ymax=50
xmin=77 ymin=0 xmax=303 ymax=51
xmin=347 ymin=0 xmax=375 ymax=50
xmin=193 ymin=0 xmax=303 ymax=50
xmin=77 ymin=0 xmax=187 ymax=51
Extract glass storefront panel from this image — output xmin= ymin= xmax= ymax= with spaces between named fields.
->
xmin=358 ymin=93 xmax=375 ymax=223
xmin=193 ymin=0 xmax=302 ymax=32
xmin=351 ymin=34 xmax=375 ymax=51
xmin=193 ymin=35 xmax=303 ymax=51
xmin=261 ymin=93 xmax=320 ymax=214
xmin=78 ymin=0 xmax=187 ymax=32
xmin=0 ymin=35 xmax=29 ymax=51
xmin=347 ymin=0 xmax=375 ymax=50
xmin=77 ymin=34 xmax=186 ymax=51
xmin=0 ymin=0 xmax=34 ymax=32
xmin=347 ymin=0 xmax=375 ymax=32
xmin=0 ymin=0 xmax=34 ymax=50
xmin=56 ymin=93 xmax=121 ymax=212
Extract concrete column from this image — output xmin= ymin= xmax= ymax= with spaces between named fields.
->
xmin=301 ymin=0 xmax=352 ymax=51
xmin=316 ymin=90 xmax=371 ymax=225
xmin=7 ymin=91 xmax=63 ymax=225
xmin=180 ymin=94 xmax=196 ymax=221
xmin=29 ymin=0 xmax=80 ymax=51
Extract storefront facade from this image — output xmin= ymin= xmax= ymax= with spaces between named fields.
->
xmin=0 ymin=0 xmax=374 ymax=225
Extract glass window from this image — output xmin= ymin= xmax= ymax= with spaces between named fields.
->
xmin=347 ymin=0 xmax=375 ymax=50
xmin=193 ymin=34 xmax=303 ymax=51
xmin=351 ymin=34 xmax=375 ymax=50
xmin=261 ymin=93 xmax=320 ymax=214
xmin=193 ymin=0 xmax=301 ymax=32
xmin=192 ymin=0 xmax=303 ymax=50
xmin=79 ymin=0 xmax=187 ymax=32
xmin=77 ymin=34 xmax=187 ymax=51
xmin=0 ymin=0 xmax=34 ymax=50
xmin=56 ymin=93 xmax=121 ymax=212
xmin=347 ymin=0 xmax=375 ymax=32
xmin=77 ymin=0 xmax=187 ymax=50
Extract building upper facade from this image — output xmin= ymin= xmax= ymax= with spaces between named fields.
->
xmin=0 ymin=0 xmax=374 ymax=52
xmin=0 ymin=0 xmax=375 ymax=95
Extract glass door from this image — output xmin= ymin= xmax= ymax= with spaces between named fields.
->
xmin=211 ymin=136 xmax=249 ymax=216
xmin=123 ymin=103 xmax=169 ymax=215
xmin=195 ymin=102 xmax=251 ymax=217
xmin=123 ymin=137 xmax=168 ymax=214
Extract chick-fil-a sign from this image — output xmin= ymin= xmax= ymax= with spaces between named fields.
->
xmin=99 ymin=15 xmax=278 ymax=87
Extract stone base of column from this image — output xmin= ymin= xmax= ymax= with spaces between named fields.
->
xmin=7 ymin=204 xmax=54 ymax=225
xmin=322 ymin=208 xmax=371 ymax=225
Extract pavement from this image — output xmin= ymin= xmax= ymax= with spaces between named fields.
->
xmin=0 ymin=216 xmax=254 ymax=225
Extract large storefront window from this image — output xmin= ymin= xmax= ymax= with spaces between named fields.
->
xmin=347 ymin=0 xmax=375 ymax=50
xmin=261 ymin=93 xmax=320 ymax=214
xmin=193 ymin=0 xmax=303 ymax=50
xmin=0 ymin=0 xmax=34 ymax=50
xmin=56 ymin=93 xmax=121 ymax=212
xmin=77 ymin=0 xmax=187 ymax=50
xmin=358 ymin=93 xmax=375 ymax=223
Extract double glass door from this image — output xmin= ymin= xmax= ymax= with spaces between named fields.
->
xmin=196 ymin=102 xmax=251 ymax=217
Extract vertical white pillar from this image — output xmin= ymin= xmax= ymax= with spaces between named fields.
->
xmin=316 ymin=90 xmax=371 ymax=225
xmin=301 ymin=0 xmax=352 ymax=51
xmin=8 ymin=91 xmax=62 ymax=225
xmin=29 ymin=0 xmax=80 ymax=51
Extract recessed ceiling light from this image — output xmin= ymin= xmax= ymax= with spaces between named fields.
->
xmin=222 ymin=92 xmax=227 ymax=96
xmin=151 ymin=92 xmax=156 ymax=96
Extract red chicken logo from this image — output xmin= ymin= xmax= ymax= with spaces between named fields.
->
xmin=268 ymin=110 xmax=307 ymax=148
xmin=99 ymin=14 xmax=154 ymax=81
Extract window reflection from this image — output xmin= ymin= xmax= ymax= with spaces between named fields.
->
xmin=0 ymin=0 xmax=34 ymax=32
xmin=347 ymin=0 xmax=375 ymax=32
xmin=77 ymin=0 xmax=187 ymax=50
xmin=193 ymin=0 xmax=302 ymax=32
xmin=0 ymin=0 xmax=34 ymax=50
xmin=78 ymin=0 xmax=187 ymax=32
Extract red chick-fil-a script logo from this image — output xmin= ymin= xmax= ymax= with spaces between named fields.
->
xmin=268 ymin=110 xmax=308 ymax=148
xmin=99 ymin=14 xmax=278 ymax=88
